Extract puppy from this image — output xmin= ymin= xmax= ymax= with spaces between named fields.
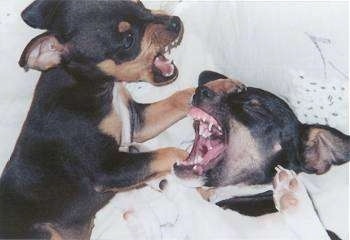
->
xmin=0 ymin=1 xmax=194 ymax=239
xmin=175 ymin=70 xmax=349 ymax=186
xmin=174 ymin=71 xmax=349 ymax=238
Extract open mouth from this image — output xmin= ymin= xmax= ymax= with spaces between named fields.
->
xmin=177 ymin=107 xmax=226 ymax=175
xmin=152 ymin=34 xmax=182 ymax=84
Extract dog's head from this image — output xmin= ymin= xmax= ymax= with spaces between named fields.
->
xmin=174 ymin=71 xmax=350 ymax=187
xmin=19 ymin=0 xmax=183 ymax=85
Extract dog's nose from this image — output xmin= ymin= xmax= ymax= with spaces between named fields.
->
xmin=166 ymin=16 xmax=182 ymax=34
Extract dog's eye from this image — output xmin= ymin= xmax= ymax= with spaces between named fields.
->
xmin=123 ymin=33 xmax=134 ymax=49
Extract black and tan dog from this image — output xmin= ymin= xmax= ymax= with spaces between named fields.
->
xmin=174 ymin=71 xmax=349 ymax=215
xmin=0 ymin=0 xmax=194 ymax=239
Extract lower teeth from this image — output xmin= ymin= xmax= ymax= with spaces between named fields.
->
xmin=195 ymin=156 xmax=203 ymax=164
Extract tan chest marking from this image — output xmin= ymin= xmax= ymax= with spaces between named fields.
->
xmin=98 ymin=109 xmax=122 ymax=143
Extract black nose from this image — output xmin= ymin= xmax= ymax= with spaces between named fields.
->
xmin=166 ymin=16 xmax=182 ymax=34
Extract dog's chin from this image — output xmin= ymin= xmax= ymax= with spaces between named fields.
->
xmin=173 ymin=107 xmax=226 ymax=186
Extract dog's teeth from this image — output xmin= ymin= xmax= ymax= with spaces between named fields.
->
xmin=203 ymin=130 xmax=211 ymax=138
xmin=209 ymin=122 xmax=213 ymax=131
xmin=199 ymin=126 xmax=204 ymax=136
xmin=164 ymin=72 xmax=173 ymax=77
xmin=208 ymin=140 xmax=213 ymax=150
xmin=194 ymin=156 xmax=203 ymax=164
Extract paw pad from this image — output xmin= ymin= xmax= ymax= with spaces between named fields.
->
xmin=273 ymin=165 xmax=302 ymax=211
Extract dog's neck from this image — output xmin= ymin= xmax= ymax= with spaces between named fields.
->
xmin=35 ymin=66 xmax=115 ymax=120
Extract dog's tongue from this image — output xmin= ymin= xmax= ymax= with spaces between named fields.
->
xmin=154 ymin=55 xmax=174 ymax=77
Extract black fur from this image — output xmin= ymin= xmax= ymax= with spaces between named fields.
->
xmin=128 ymin=100 xmax=149 ymax=141
xmin=0 ymin=1 xmax=183 ymax=238
xmin=216 ymin=191 xmax=277 ymax=216
xmin=198 ymin=70 xmax=228 ymax=86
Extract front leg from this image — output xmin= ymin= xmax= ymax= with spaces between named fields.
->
xmin=273 ymin=166 xmax=331 ymax=240
xmin=130 ymin=88 xmax=195 ymax=143
xmin=94 ymin=147 xmax=187 ymax=192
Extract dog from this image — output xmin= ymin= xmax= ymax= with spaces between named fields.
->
xmin=0 ymin=0 xmax=195 ymax=239
xmin=171 ymin=71 xmax=349 ymax=239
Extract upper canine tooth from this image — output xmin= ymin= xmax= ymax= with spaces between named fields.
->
xmin=195 ymin=156 xmax=203 ymax=164
xmin=199 ymin=126 xmax=204 ymax=136
xmin=209 ymin=122 xmax=213 ymax=131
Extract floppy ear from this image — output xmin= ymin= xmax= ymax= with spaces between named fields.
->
xmin=198 ymin=70 xmax=228 ymax=86
xmin=19 ymin=33 xmax=68 ymax=71
xmin=21 ymin=0 xmax=60 ymax=29
xmin=300 ymin=124 xmax=350 ymax=174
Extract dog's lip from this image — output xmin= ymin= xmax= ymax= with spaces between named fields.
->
xmin=152 ymin=53 xmax=175 ymax=76
xmin=152 ymin=50 xmax=179 ymax=84
xmin=152 ymin=61 xmax=178 ymax=85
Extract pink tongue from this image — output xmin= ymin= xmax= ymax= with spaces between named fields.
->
xmin=154 ymin=56 xmax=174 ymax=76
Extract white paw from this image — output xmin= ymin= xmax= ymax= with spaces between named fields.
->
xmin=272 ymin=165 xmax=307 ymax=212
xmin=122 ymin=208 xmax=163 ymax=240
xmin=272 ymin=166 xmax=330 ymax=239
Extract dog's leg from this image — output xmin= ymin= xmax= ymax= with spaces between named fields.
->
xmin=273 ymin=166 xmax=330 ymax=240
xmin=95 ymin=147 xmax=187 ymax=192
xmin=131 ymin=88 xmax=195 ymax=143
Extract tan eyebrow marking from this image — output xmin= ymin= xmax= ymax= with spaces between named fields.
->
xmin=118 ymin=21 xmax=131 ymax=33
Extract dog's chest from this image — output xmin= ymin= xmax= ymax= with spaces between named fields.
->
xmin=98 ymin=84 xmax=132 ymax=149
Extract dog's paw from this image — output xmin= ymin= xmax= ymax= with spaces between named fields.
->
xmin=122 ymin=209 xmax=146 ymax=239
xmin=122 ymin=208 xmax=162 ymax=240
xmin=272 ymin=165 xmax=307 ymax=212
xmin=272 ymin=166 xmax=331 ymax=239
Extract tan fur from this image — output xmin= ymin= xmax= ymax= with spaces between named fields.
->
xmin=151 ymin=10 xmax=168 ymax=15
xmin=99 ymin=182 xmax=147 ymax=193
xmin=97 ymin=23 xmax=177 ymax=83
xmin=98 ymin=109 xmax=122 ymax=143
xmin=35 ymin=222 xmax=93 ymax=240
xmin=149 ymin=147 xmax=188 ymax=173
xmin=118 ymin=21 xmax=131 ymax=33
xmin=205 ymin=78 xmax=245 ymax=94
xmin=197 ymin=187 xmax=215 ymax=201
xmin=41 ymin=224 xmax=62 ymax=240
xmin=133 ymin=88 xmax=195 ymax=142
xmin=223 ymin=119 xmax=262 ymax=185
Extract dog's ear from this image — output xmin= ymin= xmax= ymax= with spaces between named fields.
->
xmin=21 ymin=0 xmax=61 ymax=29
xmin=198 ymin=71 xmax=228 ymax=86
xmin=19 ymin=33 xmax=68 ymax=71
xmin=300 ymin=124 xmax=349 ymax=174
